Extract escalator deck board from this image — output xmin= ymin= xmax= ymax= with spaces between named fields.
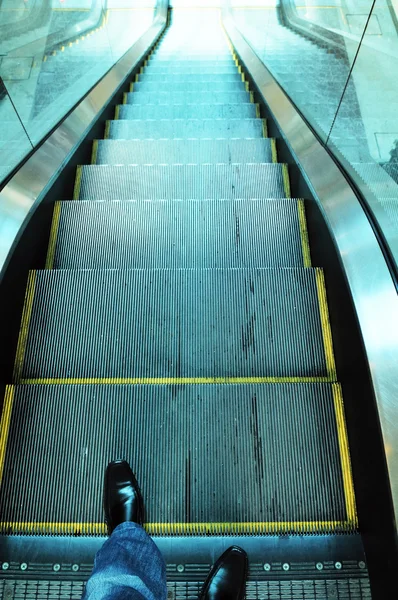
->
xmin=0 ymin=383 xmax=356 ymax=535
xmin=48 ymin=198 xmax=306 ymax=269
xmin=15 ymin=268 xmax=335 ymax=382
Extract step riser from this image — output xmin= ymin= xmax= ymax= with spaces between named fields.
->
xmin=1 ymin=383 xmax=351 ymax=533
xmin=125 ymin=91 xmax=251 ymax=105
xmin=76 ymin=164 xmax=287 ymax=200
xmin=138 ymin=73 xmax=243 ymax=83
xmin=17 ymin=269 xmax=330 ymax=380
xmin=107 ymin=119 xmax=265 ymax=140
xmin=133 ymin=81 xmax=246 ymax=92
xmin=117 ymin=104 xmax=257 ymax=120
xmin=50 ymin=199 xmax=304 ymax=269
xmin=95 ymin=139 xmax=273 ymax=165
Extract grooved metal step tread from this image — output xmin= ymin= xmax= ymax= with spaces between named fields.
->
xmin=94 ymin=139 xmax=274 ymax=165
xmin=48 ymin=199 xmax=307 ymax=269
xmin=117 ymin=103 xmax=257 ymax=120
xmin=107 ymin=118 xmax=264 ymax=140
xmin=148 ymin=59 xmax=237 ymax=66
xmin=15 ymin=269 xmax=335 ymax=381
xmin=144 ymin=66 xmax=239 ymax=75
xmin=132 ymin=81 xmax=246 ymax=93
xmin=125 ymin=91 xmax=251 ymax=104
xmin=75 ymin=164 xmax=288 ymax=200
xmin=0 ymin=382 xmax=355 ymax=534
xmin=138 ymin=73 xmax=243 ymax=83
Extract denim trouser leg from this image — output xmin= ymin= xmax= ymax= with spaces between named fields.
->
xmin=83 ymin=522 xmax=167 ymax=600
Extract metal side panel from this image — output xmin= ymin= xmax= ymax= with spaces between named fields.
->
xmin=117 ymin=104 xmax=257 ymax=120
xmin=94 ymin=139 xmax=274 ymax=165
xmin=107 ymin=118 xmax=264 ymax=140
xmin=125 ymin=90 xmax=251 ymax=104
xmin=15 ymin=269 xmax=334 ymax=381
xmin=0 ymin=8 xmax=168 ymax=278
xmin=132 ymin=81 xmax=246 ymax=92
xmin=0 ymin=383 xmax=354 ymax=534
xmin=48 ymin=199 xmax=306 ymax=269
xmin=75 ymin=164 xmax=288 ymax=200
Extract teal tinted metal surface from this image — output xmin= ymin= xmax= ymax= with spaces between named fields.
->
xmin=0 ymin=1 xmax=157 ymax=186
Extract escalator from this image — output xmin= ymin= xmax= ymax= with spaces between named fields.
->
xmin=0 ymin=7 xmax=389 ymax=599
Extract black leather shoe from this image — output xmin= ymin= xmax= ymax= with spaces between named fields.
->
xmin=104 ymin=460 xmax=144 ymax=534
xmin=199 ymin=546 xmax=248 ymax=600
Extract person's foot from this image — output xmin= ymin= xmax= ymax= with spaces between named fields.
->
xmin=199 ymin=546 xmax=248 ymax=599
xmin=104 ymin=460 xmax=144 ymax=534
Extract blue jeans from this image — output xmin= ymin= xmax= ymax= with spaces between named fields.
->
xmin=83 ymin=522 xmax=167 ymax=600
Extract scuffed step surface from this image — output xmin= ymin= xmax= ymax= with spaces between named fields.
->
xmin=0 ymin=383 xmax=350 ymax=532
xmin=95 ymin=138 xmax=273 ymax=165
xmin=144 ymin=66 xmax=239 ymax=74
xmin=133 ymin=80 xmax=246 ymax=92
xmin=51 ymin=199 xmax=304 ymax=269
xmin=107 ymin=118 xmax=264 ymax=140
xmin=76 ymin=164 xmax=287 ymax=200
xmin=125 ymin=90 xmax=251 ymax=104
xmin=139 ymin=73 xmax=243 ymax=83
xmin=117 ymin=103 xmax=257 ymax=120
xmin=20 ymin=269 xmax=328 ymax=380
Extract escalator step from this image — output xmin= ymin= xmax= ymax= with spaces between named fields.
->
xmin=75 ymin=164 xmax=288 ymax=200
xmin=0 ymin=382 xmax=355 ymax=534
xmin=144 ymin=66 xmax=239 ymax=75
xmin=107 ymin=118 xmax=264 ymax=140
xmin=16 ymin=268 xmax=334 ymax=381
xmin=94 ymin=139 xmax=274 ymax=165
xmin=117 ymin=104 xmax=257 ymax=120
xmin=49 ymin=199 xmax=306 ymax=269
xmin=125 ymin=91 xmax=251 ymax=104
xmin=139 ymin=73 xmax=243 ymax=83
xmin=148 ymin=59 xmax=236 ymax=67
xmin=133 ymin=81 xmax=246 ymax=92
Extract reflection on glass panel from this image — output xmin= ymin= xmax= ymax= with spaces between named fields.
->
xmin=230 ymin=0 xmax=371 ymax=142
xmin=0 ymin=0 xmax=156 ymax=173
xmin=327 ymin=0 xmax=398 ymax=265
xmin=104 ymin=1 xmax=156 ymax=61
xmin=0 ymin=82 xmax=32 ymax=184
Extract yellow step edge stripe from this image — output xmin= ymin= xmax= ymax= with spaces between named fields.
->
xmin=91 ymin=139 xmax=99 ymax=164
xmin=255 ymin=104 xmax=260 ymax=118
xmin=123 ymin=92 xmax=128 ymax=105
xmin=12 ymin=272 xmax=37 ymax=383
xmin=241 ymin=72 xmax=245 ymax=83
xmin=0 ymin=387 xmax=14 ymax=485
xmin=250 ymin=91 xmax=255 ymax=104
xmin=245 ymin=81 xmax=249 ymax=92
xmin=130 ymin=82 xmax=134 ymax=93
xmin=333 ymin=383 xmax=358 ymax=528
xmin=114 ymin=105 xmax=120 ymax=120
xmin=282 ymin=164 xmax=291 ymax=198
xmin=73 ymin=166 xmax=83 ymax=200
xmin=271 ymin=139 xmax=278 ymax=163
xmin=297 ymin=199 xmax=312 ymax=267
xmin=315 ymin=269 xmax=337 ymax=381
xmin=19 ymin=376 xmax=334 ymax=385
xmin=262 ymin=119 xmax=268 ymax=138
xmin=104 ymin=121 xmax=110 ymax=139
xmin=45 ymin=202 xmax=61 ymax=269
xmin=0 ymin=519 xmax=354 ymax=535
